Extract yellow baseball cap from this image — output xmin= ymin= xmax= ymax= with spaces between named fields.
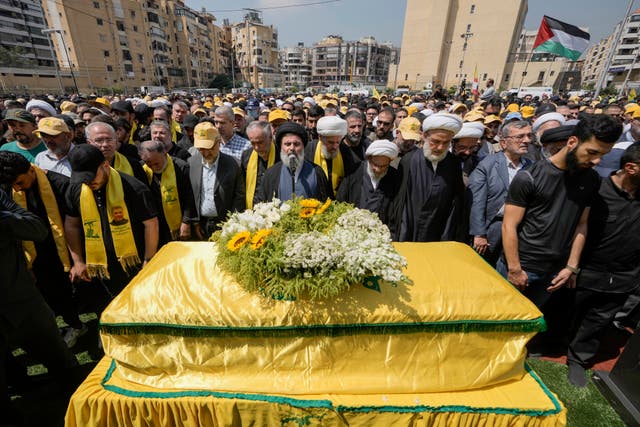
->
xmin=463 ymin=111 xmax=485 ymax=122
xmin=520 ymin=106 xmax=535 ymax=119
xmin=268 ymin=109 xmax=290 ymax=123
xmin=484 ymin=114 xmax=502 ymax=125
xmin=397 ymin=117 xmax=422 ymax=141
xmin=232 ymin=107 xmax=246 ymax=117
xmin=34 ymin=117 xmax=70 ymax=137
xmin=193 ymin=122 xmax=220 ymax=149
xmin=506 ymin=103 xmax=520 ymax=113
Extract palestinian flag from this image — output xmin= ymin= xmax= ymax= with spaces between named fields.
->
xmin=533 ymin=15 xmax=590 ymax=61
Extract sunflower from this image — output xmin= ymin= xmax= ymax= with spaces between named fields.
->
xmin=227 ymin=231 xmax=251 ymax=251
xmin=315 ymin=198 xmax=331 ymax=214
xmin=300 ymin=198 xmax=321 ymax=208
xmin=299 ymin=207 xmax=317 ymax=218
xmin=250 ymin=229 xmax=273 ymax=250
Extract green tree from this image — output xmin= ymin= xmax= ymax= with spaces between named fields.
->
xmin=0 ymin=46 xmax=36 ymax=68
xmin=208 ymin=74 xmax=234 ymax=90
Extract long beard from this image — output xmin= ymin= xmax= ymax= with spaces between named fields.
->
xmin=565 ymin=148 xmax=581 ymax=175
xmin=321 ymin=143 xmax=338 ymax=159
xmin=280 ymin=150 xmax=305 ymax=171
xmin=423 ymin=144 xmax=448 ymax=163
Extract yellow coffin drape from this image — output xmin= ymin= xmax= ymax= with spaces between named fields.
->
xmin=100 ymin=242 xmax=545 ymax=395
xmin=65 ymin=357 xmax=566 ymax=427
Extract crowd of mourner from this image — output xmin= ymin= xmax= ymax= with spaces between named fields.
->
xmin=1 ymin=80 xmax=640 ymax=417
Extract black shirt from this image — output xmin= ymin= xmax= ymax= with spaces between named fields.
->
xmin=578 ymin=175 xmax=640 ymax=293
xmin=27 ymin=171 xmax=69 ymax=271
xmin=145 ymin=157 xmax=196 ymax=246
xmin=65 ymin=172 xmax=157 ymax=261
xmin=506 ymin=160 xmax=600 ymax=274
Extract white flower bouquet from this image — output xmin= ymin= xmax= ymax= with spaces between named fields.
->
xmin=212 ymin=198 xmax=410 ymax=300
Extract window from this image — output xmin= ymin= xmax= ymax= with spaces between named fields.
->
xmin=470 ymin=4 xmax=475 ymax=14
xmin=93 ymin=1 xmax=100 ymax=8
xmin=116 ymin=21 xmax=125 ymax=31
xmin=97 ymin=18 xmax=103 ymax=25
xmin=124 ymin=64 xmax=133 ymax=72
xmin=130 ymin=10 xmax=136 ymax=18
xmin=466 ymin=24 xmax=471 ymax=32
xmin=504 ymin=74 xmax=510 ymax=81
xmin=482 ymin=73 xmax=487 ymax=80
xmin=99 ymin=34 xmax=107 ymax=42
xmin=103 ymin=50 xmax=110 ymax=57
xmin=550 ymin=70 xmax=555 ymax=76
xmin=107 ymin=65 xmax=113 ymax=71
xmin=133 ymin=25 xmax=138 ymax=32
xmin=538 ymin=71 xmax=545 ymax=81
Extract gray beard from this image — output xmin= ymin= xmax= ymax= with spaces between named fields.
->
xmin=321 ymin=143 xmax=338 ymax=159
xmin=347 ymin=133 xmax=361 ymax=145
xmin=280 ymin=150 xmax=305 ymax=171
xmin=423 ymin=144 xmax=448 ymax=163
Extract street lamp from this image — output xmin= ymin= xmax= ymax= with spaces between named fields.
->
xmin=41 ymin=28 xmax=79 ymax=94
xmin=41 ymin=30 xmax=63 ymax=94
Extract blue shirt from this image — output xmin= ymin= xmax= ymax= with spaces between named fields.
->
xmin=200 ymin=157 xmax=219 ymax=218
xmin=219 ymin=134 xmax=250 ymax=164
xmin=34 ymin=144 xmax=75 ymax=177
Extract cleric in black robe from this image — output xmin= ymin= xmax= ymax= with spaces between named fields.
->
xmin=304 ymin=116 xmax=360 ymax=199
xmin=398 ymin=113 xmax=465 ymax=242
xmin=336 ymin=139 xmax=402 ymax=239
xmin=257 ymin=122 xmax=332 ymax=203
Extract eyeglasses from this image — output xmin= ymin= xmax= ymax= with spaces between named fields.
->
xmin=90 ymin=137 xmax=115 ymax=145
xmin=505 ymin=133 xmax=533 ymax=141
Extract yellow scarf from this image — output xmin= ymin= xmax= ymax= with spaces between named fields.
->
xmin=113 ymin=152 xmax=134 ymax=176
xmin=171 ymin=119 xmax=181 ymax=143
xmin=12 ymin=166 xmax=71 ymax=272
xmin=143 ymin=155 xmax=182 ymax=240
xmin=314 ymin=141 xmax=344 ymax=193
xmin=79 ymin=167 xmax=139 ymax=279
xmin=128 ymin=121 xmax=138 ymax=145
xmin=245 ymin=143 xmax=276 ymax=209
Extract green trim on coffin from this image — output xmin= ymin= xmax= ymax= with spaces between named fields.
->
xmin=100 ymin=360 xmax=562 ymax=416
xmin=100 ymin=317 xmax=547 ymax=338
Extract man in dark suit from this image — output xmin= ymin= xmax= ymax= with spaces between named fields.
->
xmin=336 ymin=140 xmax=402 ymax=239
xmin=188 ymin=121 xmax=245 ymax=239
xmin=468 ymin=120 xmax=533 ymax=266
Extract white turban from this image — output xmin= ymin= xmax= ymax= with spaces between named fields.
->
xmin=454 ymin=122 xmax=485 ymax=139
xmin=366 ymin=140 xmax=399 ymax=159
xmin=532 ymin=112 xmax=565 ymax=133
xmin=317 ymin=116 xmax=347 ymax=137
xmin=420 ymin=108 xmax=434 ymax=118
xmin=26 ymin=99 xmax=56 ymax=117
xmin=422 ymin=112 xmax=463 ymax=134
xmin=303 ymin=96 xmax=316 ymax=106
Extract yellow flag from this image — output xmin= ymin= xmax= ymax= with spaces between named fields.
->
xmin=630 ymin=89 xmax=637 ymax=101
xmin=372 ymin=87 xmax=381 ymax=99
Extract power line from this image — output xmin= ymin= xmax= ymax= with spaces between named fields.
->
xmin=202 ymin=0 xmax=341 ymax=13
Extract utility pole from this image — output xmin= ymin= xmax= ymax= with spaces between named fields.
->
xmin=459 ymin=29 xmax=474 ymax=94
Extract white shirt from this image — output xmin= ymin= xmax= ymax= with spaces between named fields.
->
xmin=34 ymin=144 xmax=75 ymax=177
xmin=497 ymin=152 xmax=525 ymax=217
xmin=200 ymin=156 xmax=219 ymax=218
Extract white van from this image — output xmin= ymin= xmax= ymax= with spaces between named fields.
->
xmin=517 ymin=86 xmax=553 ymax=99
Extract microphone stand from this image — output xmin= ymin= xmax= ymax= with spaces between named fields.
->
xmin=289 ymin=155 xmax=297 ymax=197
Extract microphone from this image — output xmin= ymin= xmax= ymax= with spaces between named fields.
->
xmin=288 ymin=153 xmax=298 ymax=173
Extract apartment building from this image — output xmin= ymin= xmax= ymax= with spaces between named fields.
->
xmin=396 ymin=0 xmax=527 ymax=90
xmin=310 ymin=35 xmax=394 ymax=88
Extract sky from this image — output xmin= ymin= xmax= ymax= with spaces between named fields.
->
xmin=186 ymin=0 xmax=639 ymax=49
